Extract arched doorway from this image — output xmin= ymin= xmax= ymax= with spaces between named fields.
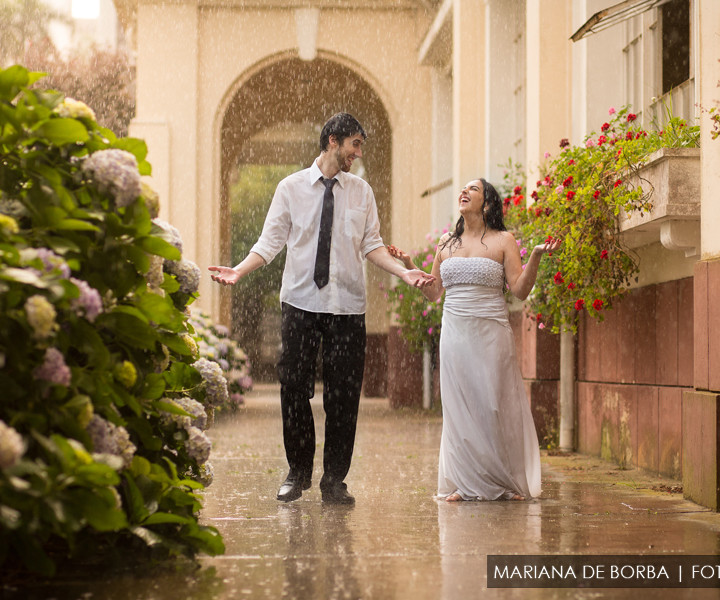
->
xmin=218 ymin=55 xmax=392 ymax=394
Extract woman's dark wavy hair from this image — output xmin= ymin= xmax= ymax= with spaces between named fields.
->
xmin=441 ymin=178 xmax=507 ymax=252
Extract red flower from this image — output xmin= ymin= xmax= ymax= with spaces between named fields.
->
xmin=566 ymin=190 xmax=576 ymax=200
xmin=513 ymin=195 xmax=522 ymax=206
xmin=627 ymin=113 xmax=637 ymax=122
xmin=531 ymin=190 xmax=539 ymax=200
xmin=567 ymin=282 xmax=576 ymax=290
xmin=504 ymin=196 xmax=511 ymax=206
xmin=559 ymin=138 xmax=570 ymax=147
xmin=545 ymin=234 xmax=555 ymax=244
xmin=536 ymin=313 xmax=542 ymax=322
xmin=635 ymin=132 xmax=642 ymax=139
xmin=535 ymin=208 xmax=543 ymax=217
xmin=626 ymin=131 xmax=633 ymax=140
xmin=614 ymin=179 xmax=622 ymax=188
xmin=536 ymin=180 xmax=542 ymax=187
xmin=601 ymin=122 xmax=610 ymax=132
xmin=593 ymin=190 xmax=601 ymax=199
xmin=545 ymin=207 xmax=552 ymax=216
xmin=568 ymin=159 xmax=576 ymax=165
xmin=574 ymin=299 xmax=585 ymax=311
xmin=562 ymin=176 xmax=573 ymax=187
xmin=553 ymin=271 xmax=564 ymax=285
xmin=600 ymin=249 xmax=609 ymax=259
xmin=593 ymin=299 xmax=604 ymax=311
xmin=513 ymin=185 xmax=522 ymax=194
xmin=598 ymin=135 xmax=607 ymax=145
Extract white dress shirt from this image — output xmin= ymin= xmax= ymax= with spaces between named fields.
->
xmin=250 ymin=158 xmax=385 ymax=315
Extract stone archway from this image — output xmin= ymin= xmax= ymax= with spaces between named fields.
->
xmin=218 ymin=56 xmax=392 ymax=394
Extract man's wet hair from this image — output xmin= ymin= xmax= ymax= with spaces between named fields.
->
xmin=320 ymin=113 xmax=367 ymax=151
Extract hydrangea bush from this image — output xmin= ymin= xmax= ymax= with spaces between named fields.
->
xmin=0 ymin=65 xmax=226 ymax=575
xmin=504 ymin=105 xmax=699 ymax=333
xmin=189 ymin=310 xmax=253 ymax=411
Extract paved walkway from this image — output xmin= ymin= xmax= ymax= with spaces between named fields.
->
xmin=7 ymin=383 xmax=720 ymax=599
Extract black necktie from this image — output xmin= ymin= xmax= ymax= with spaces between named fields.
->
xmin=314 ymin=177 xmax=336 ymax=289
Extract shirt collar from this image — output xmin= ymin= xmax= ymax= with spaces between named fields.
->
xmin=309 ymin=157 xmax=347 ymax=190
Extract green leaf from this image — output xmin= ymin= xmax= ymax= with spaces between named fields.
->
xmin=142 ymin=374 xmax=166 ymax=400
xmin=37 ymin=118 xmax=90 ymax=146
xmin=143 ymin=512 xmax=193 ymax=526
xmin=138 ymin=235 xmax=181 ymax=261
xmin=55 ymin=218 xmax=100 ymax=232
xmin=112 ymin=137 xmax=148 ymax=162
xmin=0 ymin=65 xmax=30 ymax=100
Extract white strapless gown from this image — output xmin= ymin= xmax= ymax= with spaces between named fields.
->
xmin=437 ymin=256 xmax=541 ymax=500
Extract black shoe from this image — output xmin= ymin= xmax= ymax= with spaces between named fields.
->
xmin=321 ymin=482 xmax=355 ymax=505
xmin=277 ymin=473 xmax=312 ymax=502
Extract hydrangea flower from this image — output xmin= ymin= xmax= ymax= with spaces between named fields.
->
xmin=34 ymin=347 xmax=72 ymax=386
xmin=181 ymin=333 xmax=199 ymax=358
xmin=82 ymin=149 xmax=142 ymax=208
xmin=160 ymin=396 xmax=208 ymax=431
xmin=141 ymin=182 xmax=160 ymax=219
xmin=166 ymin=258 xmax=201 ymax=294
xmin=0 ymin=420 xmax=25 ymax=469
xmin=196 ymin=461 xmax=214 ymax=487
xmin=86 ymin=414 xmax=136 ymax=469
xmin=192 ymin=358 xmax=229 ymax=408
xmin=34 ymin=248 xmax=71 ymax=278
xmin=146 ymin=254 xmax=165 ymax=291
xmin=70 ymin=277 xmax=103 ymax=322
xmin=25 ymin=295 xmax=58 ymax=339
xmin=0 ymin=214 xmax=18 ymax=235
xmin=55 ymin=97 xmax=96 ymax=121
xmin=114 ymin=360 xmax=137 ymax=388
xmin=0 ymin=198 xmax=28 ymax=220
xmin=186 ymin=426 xmax=211 ymax=464
xmin=152 ymin=218 xmax=184 ymax=254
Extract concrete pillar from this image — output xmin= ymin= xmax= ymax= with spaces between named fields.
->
xmin=683 ymin=0 xmax=720 ymax=510
xmin=525 ymin=0 xmax=572 ymax=184
xmin=452 ymin=0 xmax=487 ymax=191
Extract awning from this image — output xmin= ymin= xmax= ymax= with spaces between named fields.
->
xmin=570 ymin=0 xmax=672 ymax=42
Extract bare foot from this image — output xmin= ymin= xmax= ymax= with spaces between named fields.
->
xmin=510 ymin=494 xmax=525 ymax=501
xmin=446 ymin=492 xmax=463 ymax=502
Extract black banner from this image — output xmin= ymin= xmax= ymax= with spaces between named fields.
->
xmin=487 ymin=555 xmax=720 ymax=588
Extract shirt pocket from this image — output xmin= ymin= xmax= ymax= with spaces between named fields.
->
xmin=344 ymin=207 xmax=367 ymax=241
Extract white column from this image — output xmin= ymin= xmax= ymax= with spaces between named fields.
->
xmin=452 ymin=0 xmax=487 ymax=191
xmin=699 ymin=0 xmax=720 ymax=260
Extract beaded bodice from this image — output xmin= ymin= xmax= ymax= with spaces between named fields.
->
xmin=440 ymin=256 xmax=505 ymax=290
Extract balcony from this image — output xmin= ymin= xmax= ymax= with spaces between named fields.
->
xmin=620 ymin=147 xmax=701 ymax=257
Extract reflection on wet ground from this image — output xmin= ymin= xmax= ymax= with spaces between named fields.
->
xmin=5 ymin=384 xmax=720 ymax=599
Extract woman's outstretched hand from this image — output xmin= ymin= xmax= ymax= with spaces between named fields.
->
xmin=387 ymin=244 xmax=415 ymax=270
xmin=535 ymin=236 xmax=563 ymax=256
xmin=208 ymin=265 xmax=241 ymax=286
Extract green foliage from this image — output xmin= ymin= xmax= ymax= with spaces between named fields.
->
xmin=504 ymin=105 xmax=699 ymax=333
xmin=0 ymin=65 xmax=225 ymax=576
xmin=385 ymin=230 xmax=448 ymax=352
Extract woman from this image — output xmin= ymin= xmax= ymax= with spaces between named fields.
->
xmin=389 ymin=179 xmax=560 ymax=502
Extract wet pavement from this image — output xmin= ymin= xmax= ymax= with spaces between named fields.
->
xmin=6 ymin=383 xmax=720 ymax=599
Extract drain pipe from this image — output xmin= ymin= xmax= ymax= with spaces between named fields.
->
xmin=423 ymin=345 xmax=432 ymax=409
xmin=559 ymin=330 xmax=576 ymax=450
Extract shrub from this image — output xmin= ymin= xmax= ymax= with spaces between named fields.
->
xmin=0 ymin=65 xmax=224 ymax=576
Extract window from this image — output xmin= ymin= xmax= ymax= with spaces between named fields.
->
xmin=661 ymin=0 xmax=690 ymax=93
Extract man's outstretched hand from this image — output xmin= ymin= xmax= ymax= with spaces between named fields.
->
xmin=401 ymin=269 xmax=435 ymax=289
xmin=208 ymin=266 xmax=241 ymax=286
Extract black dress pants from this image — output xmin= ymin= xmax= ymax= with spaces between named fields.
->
xmin=277 ymin=303 xmax=366 ymax=492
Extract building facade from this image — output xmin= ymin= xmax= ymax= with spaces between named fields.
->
xmin=115 ymin=0 xmax=720 ymax=508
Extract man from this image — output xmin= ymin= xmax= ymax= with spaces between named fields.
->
xmin=209 ymin=113 xmax=433 ymax=504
